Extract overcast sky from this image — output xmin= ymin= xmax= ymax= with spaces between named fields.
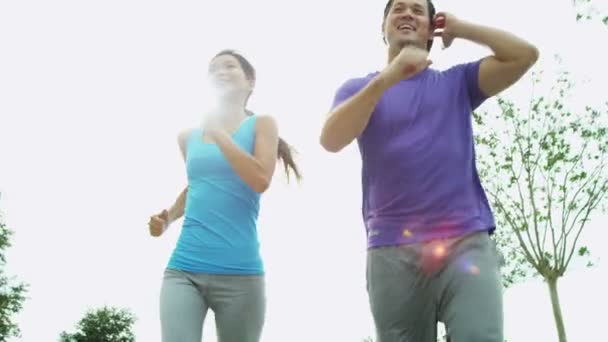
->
xmin=1 ymin=0 xmax=607 ymax=341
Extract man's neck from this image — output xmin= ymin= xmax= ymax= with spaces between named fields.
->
xmin=387 ymin=42 xmax=426 ymax=64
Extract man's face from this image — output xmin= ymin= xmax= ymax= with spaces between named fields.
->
xmin=383 ymin=0 xmax=433 ymax=50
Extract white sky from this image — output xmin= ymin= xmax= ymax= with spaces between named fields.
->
xmin=1 ymin=0 xmax=607 ymax=341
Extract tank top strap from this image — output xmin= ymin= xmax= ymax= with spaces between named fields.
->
xmin=235 ymin=114 xmax=257 ymax=138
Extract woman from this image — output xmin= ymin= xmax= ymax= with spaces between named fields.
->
xmin=148 ymin=49 xmax=301 ymax=342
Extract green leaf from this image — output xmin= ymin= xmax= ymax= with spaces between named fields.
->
xmin=0 ymin=211 xmax=29 ymax=341
xmin=60 ymin=306 xmax=137 ymax=342
xmin=474 ymin=67 xmax=607 ymax=297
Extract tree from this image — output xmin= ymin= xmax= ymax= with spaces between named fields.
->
xmin=60 ymin=306 xmax=137 ymax=342
xmin=473 ymin=68 xmax=608 ymax=342
xmin=572 ymin=0 xmax=608 ymax=26
xmin=0 ymin=200 xmax=28 ymax=341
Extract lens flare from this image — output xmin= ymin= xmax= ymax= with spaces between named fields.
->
xmin=433 ymin=244 xmax=447 ymax=258
xmin=469 ymin=265 xmax=480 ymax=275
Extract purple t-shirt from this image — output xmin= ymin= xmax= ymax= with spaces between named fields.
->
xmin=331 ymin=60 xmax=496 ymax=249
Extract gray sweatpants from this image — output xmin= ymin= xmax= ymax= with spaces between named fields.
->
xmin=160 ymin=268 xmax=265 ymax=342
xmin=367 ymin=231 xmax=504 ymax=342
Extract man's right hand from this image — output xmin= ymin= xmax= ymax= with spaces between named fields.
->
xmin=379 ymin=46 xmax=432 ymax=87
xmin=148 ymin=209 xmax=169 ymax=237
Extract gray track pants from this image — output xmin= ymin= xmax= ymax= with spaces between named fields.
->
xmin=367 ymin=231 xmax=504 ymax=342
xmin=160 ymin=268 xmax=265 ymax=342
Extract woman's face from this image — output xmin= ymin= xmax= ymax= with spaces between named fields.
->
xmin=208 ymin=54 xmax=254 ymax=96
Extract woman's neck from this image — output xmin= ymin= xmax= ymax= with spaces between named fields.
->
xmin=207 ymin=100 xmax=248 ymax=130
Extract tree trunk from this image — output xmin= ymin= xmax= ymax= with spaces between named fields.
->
xmin=547 ymin=277 xmax=567 ymax=342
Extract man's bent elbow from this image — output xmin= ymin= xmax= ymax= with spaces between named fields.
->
xmin=522 ymin=44 xmax=540 ymax=67
xmin=319 ymin=133 xmax=345 ymax=153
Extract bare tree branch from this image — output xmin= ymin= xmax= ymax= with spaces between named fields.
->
xmin=558 ymin=159 xmax=603 ymax=265
xmin=563 ymin=176 xmax=607 ymax=270
xmin=492 ymin=192 xmax=542 ymax=271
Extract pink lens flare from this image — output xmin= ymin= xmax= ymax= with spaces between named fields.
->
xmin=456 ymin=257 xmax=482 ymax=276
xmin=469 ymin=265 xmax=481 ymax=275
xmin=433 ymin=243 xmax=447 ymax=258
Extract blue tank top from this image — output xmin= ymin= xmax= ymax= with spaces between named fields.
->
xmin=167 ymin=115 xmax=264 ymax=274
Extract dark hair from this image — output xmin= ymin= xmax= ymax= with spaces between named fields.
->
xmin=382 ymin=0 xmax=436 ymax=51
xmin=213 ymin=49 xmax=302 ymax=182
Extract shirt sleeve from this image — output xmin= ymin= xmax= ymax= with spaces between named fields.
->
xmin=460 ymin=59 xmax=489 ymax=111
xmin=330 ymin=78 xmax=365 ymax=111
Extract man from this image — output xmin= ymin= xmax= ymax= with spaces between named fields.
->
xmin=319 ymin=0 xmax=538 ymax=341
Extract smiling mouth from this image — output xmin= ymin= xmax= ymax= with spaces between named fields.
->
xmin=398 ymin=24 xmax=416 ymax=32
